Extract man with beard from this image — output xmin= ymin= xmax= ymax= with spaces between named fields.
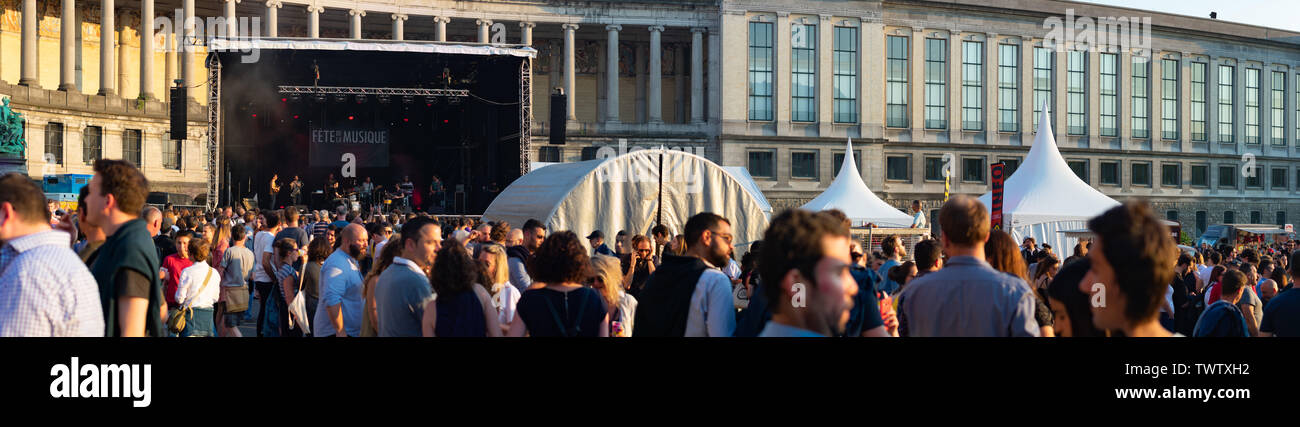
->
xmin=375 ymin=217 xmax=441 ymax=337
xmin=506 ymin=219 xmax=547 ymax=292
xmin=633 ymin=212 xmax=737 ymax=337
xmin=314 ymin=224 xmax=369 ymax=337
xmin=758 ymin=209 xmax=859 ymax=337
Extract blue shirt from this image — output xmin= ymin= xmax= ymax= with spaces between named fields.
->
xmin=898 ymin=256 xmax=1040 ymax=337
xmin=877 ymin=259 xmax=901 ymax=294
xmin=314 ymin=249 xmax=364 ymax=337
xmin=1193 ymin=300 xmax=1250 ymax=337
xmin=0 ymin=230 xmax=105 ymax=337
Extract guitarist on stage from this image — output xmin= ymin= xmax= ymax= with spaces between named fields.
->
xmin=269 ymin=174 xmax=281 ymax=209
xmin=289 ymin=175 xmax=303 ymax=207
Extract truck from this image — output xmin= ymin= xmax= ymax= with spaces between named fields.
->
xmin=1195 ymin=224 xmax=1291 ymax=249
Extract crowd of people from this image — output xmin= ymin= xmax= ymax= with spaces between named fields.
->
xmin=2 ymin=160 xmax=1299 ymax=338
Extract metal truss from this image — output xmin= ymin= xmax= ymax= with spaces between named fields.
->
xmin=519 ymin=58 xmax=531 ymax=175
xmin=277 ymin=86 xmax=470 ymax=97
xmin=206 ymin=53 xmax=222 ymax=211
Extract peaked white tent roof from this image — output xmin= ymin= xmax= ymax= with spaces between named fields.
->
xmin=978 ymin=107 xmax=1120 ymax=228
xmin=801 ymin=139 xmax=914 ymax=228
xmin=483 ymin=148 xmax=772 ymax=253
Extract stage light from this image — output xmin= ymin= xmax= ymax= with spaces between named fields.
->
xmin=403 ymin=95 xmax=415 ymax=104
xmin=293 ymin=115 xmax=300 ymax=119
xmin=425 ymin=96 xmax=439 ymax=105
xmin=443 ymin=119 xmax=449 ymax=124
xmin=251 ymin=113 xmax=257 ymax=117
xmin=289 ymin=94 xmax=302 ymax=102
xmin=348 ymin=115 xmax=355 ymax=120
xmin=280 ymin=98 xmax=287 ymax=103
xmin=314 ymin=94 xmax=327 ymax=103
xmin=378 ymin=95 xmax=391 ymax=104
xmin=448 ymin=96 xmax=462 ymax=106
xmin=356 ymin=95 xmax=367 ymax=104
xmin=334 ymin=94 xmax=348 ymax=103
xmin=403 ymin=118 xmax=409 ymax=122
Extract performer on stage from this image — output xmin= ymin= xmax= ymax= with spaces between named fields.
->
xmin=269 ymin=174 xmax=281 ymax=209
xmin=361 ymin=177 xmax=375 ymax=211
xmin=326 ymin=173 xmax=339 ymax=197
xmin=429 ymin=175 xmax=445 ymax=213
xmin=290 ymin=175 xmax=303 ymax=207
xmin=400 ymin=176 xmax=416 ymax=213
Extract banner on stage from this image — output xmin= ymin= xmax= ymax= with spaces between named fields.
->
xmin=309 ymin=127 xmax=391 ymax=168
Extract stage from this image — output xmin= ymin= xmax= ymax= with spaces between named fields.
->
xmin=208 ymin=38 xmax=535 ymax=213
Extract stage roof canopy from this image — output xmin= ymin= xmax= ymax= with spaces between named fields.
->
xmin=209 ymin=37 xmax=537 ymax=58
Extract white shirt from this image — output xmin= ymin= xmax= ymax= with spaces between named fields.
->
xmin=724 ymin=259 xmax=742 ymax=280
xmin=374 ymin=239 xmax=389 ymax=259
xmin=1196 ymin=264 xmax=1213 ymax=291
xmin=252 ymin=230 xmax=276 ymax=282
xmin=683 ymin=261 xmax=738 ymax=337
xmin=176 ymin=261 xmax=221 ymax=309
xmin=491 ymin=283 xmax=521 ymax=327
xmin=392 ymin=257 xmax=426 ymax=277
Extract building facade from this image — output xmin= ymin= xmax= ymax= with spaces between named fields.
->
xmin=3 ymin=0 xmax=1300 ymax=238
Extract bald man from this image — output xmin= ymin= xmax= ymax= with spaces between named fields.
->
xmin=507 ymin=228 xmax=524 ymax=247
xmin=142 ymin=206 xmax=175 ymax=261
xmin=313 ymin=223 xmax=369 ymax=337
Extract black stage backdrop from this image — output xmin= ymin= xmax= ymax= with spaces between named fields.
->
xmin=218 ymin=48 xmax=524 ymax=213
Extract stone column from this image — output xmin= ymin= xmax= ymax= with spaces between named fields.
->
xmin=562 ymin=23 xmax=579 ymax=120
xmin=606 ymin=24 xmax=622 ymax=123
xmin=1020 ymin=38 xmax=1034 ymax=139
xmin=708 ymin=26 xmax=720 ymax=125
xmin=307 ymin=4 xmax=321 ymax=38
xmin=165 ymin=24 xmax=175 ymax=90
xmin=349 ymin=9 xmax=365 ymax=40
xmin=98 ymin=0 xmax=116 ymax=95
xmin=182 ymin=0 xmax=194 ymax=96
xmin=861 ymin=19 xmax=883 ymax=138
xmin=392 ymin=14 xmax=407 ymax=41
xmin=224 ymin=0 xmax=239 ymax=38
xmin=817 ymin=15 xmax=834 ymax=131
xmin=520 ymin=22 xmax=535 ymax=46
xmin=691 ymin=27 xmax=705 ymax=124
xmin=434 ymin=16 xmax=449 ymax=42
xmin=648 ymin=25 xmax=664 ymax=123
xmin=635 ymin=43 xmax=647 ymax=122
xmin=775 ymin=13 xmax=791 ymax=130
xmin=948 ymin=30 xmax=962 ymax=136
xmin=265 ymin=1 xmax=281 ymax=37
xmin=477 ymin=19 xmax=492 ymax=43
xmin=909 ymin=27 xmax=924 ymax=134
xmin=59 ymin=0 xmax=77 ymax=91
xmin=674 ymin=44 xmax=685 ymax=124
xmin=139 ymin=0 xmax=155 ymax=99
xmin=985 ymin=33 xmax=999 ymax=141
xmin=19 ymin=0 xmax=37 ymax=86
xmin=118 ymin=9 xmax=128 ymax=98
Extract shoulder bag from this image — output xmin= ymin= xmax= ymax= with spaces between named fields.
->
xmin=168 ymin=267 xmax=215 ymax=335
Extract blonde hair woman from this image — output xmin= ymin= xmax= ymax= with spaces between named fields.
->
xmin=479 ymin=243 xmax=519 ymax=335
xmin=361 ymin=233 xmax=402 ymax=337
xmin=589 ymin=254 xmax=637 ymax=337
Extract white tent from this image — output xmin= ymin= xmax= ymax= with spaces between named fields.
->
xmin=483 ymin=148 xmax=772 ymax=254
xmin=801 ymin=138 xmax=915 ymax=228
xmin=977 ymin=107 xmax=1120 ymax=253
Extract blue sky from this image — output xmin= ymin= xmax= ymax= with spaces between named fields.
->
xmin=1078 ymin=1 xmax=1300 ymax=32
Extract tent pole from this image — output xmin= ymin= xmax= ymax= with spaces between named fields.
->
xmin=657 ymin=148 xmax=663 ymax=227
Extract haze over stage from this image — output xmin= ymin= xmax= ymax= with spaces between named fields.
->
xmin=211 ymin=38 xmax=534 ymax=213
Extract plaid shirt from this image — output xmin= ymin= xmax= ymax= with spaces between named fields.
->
xmin=0 ymin=230 xmax=105 ymax=337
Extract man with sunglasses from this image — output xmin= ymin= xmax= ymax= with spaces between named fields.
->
xmin=634 ymin=212 xmax=737 ymax=337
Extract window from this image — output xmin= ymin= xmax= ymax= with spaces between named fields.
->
xmin=791 ymin=151 xmax=818 ymax=179
xmin=832 ymin=151 xmax=861 ymax=173
xmin=123 ymin=129 xmax=142 ymax=167
xmin=1251 ymin=211 xmax=1262 ymax=224
xmin=1067 ymin=50 xmax=1086 ymax=135
xmin=1161 ymin=163 xmax=1180 ymax=187
xmin=1162 ymin=59 xmax=1179 ymax=140
xmin=1245 ymin=68 xmax=1260 ymax=144
xmin=1246 ymin=165 xmax=1262 ymax=188
xmin=1219 ymin=65 xmax=1235 ymax=142
xmin=1278 ymin=211 xmax=1287 ymax=226
xmin=924 ymin=157 xmax=946 ymax=181
xmin=538 ymin=146 xmax=561 ymax=163
xmin=1296 ymin=74 xmax=1300 ymax=145
xmin=1191 ymin=165 xmax=1209 ymax=187
xmin=1100 ymin=161 xmax=1119 ymax=185
xmin=748 ymin=150 xmax=775 ymax=178
xmin=886 ymin=156 xmax=911 ymax=182
xmin=580 ymin=147 xmax=601 ymax=161
xmin=1219 ymin=165 xmax=1237 ymax=188
xmin=162 ymin=137 xmax=181 ymax=170
xmin=1272 ymin=167 xmax=1288 ymax=190
xmin=791 ymin=23 xmax=817 ymax=122
xmin=998 ymin=44 xmax=1019 ymax=132
xmin=1196 ymin=211 xmax=1207 ymax=235
xmin=1191 ymin=62 xmax=1208 ymax=141
xmin=962 ymin=157 xmax=986 ymax=183
xmin=1224 ymin=211 xmax=1235 ymax=224
xmin=1271 ymin=71 xmax=1285 ymax=145
xmin=886 ymin=35 xmax=909 ymax=128
xmin=1167 ymin=211 xmax=1179 ymax=222
xmin=44 ymin=122 xmax=63 ymax=165
xmin=1131 ymin=162 xmax=1151 ymax=186
xmin=833 ymin=26 xmax=858 ymax=124
xmin=83 ymin=126 xmax=102 ymax=165
xmin=1068 ymin=160 xmax=1089 ymax=184
xmin=1132 ymin=57 xmax=1150 ymax=139
xmin=1033 ymin=47 xmax=1053 ymax=129
xmin=1100 ymin=53 xmax=1119 ymax=136
xmin=748 ymin=22 xmax=774 ymax=121
xmin=1000 ymin=157 xmax=1021 ymax=178
xmin=962 ymin=41 xmax=983 ymax=130
xmin=924 ymin=38 xmax=947 ymax=129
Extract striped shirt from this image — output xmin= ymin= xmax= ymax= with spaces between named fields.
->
xmin=0 ymin=230 xmax=105 ymax=337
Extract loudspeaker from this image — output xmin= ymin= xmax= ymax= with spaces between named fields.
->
xmin=170 ymin=87 xmax=187 ymax=139
xmin=549 ymin=89 xmax=566 ymax=145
